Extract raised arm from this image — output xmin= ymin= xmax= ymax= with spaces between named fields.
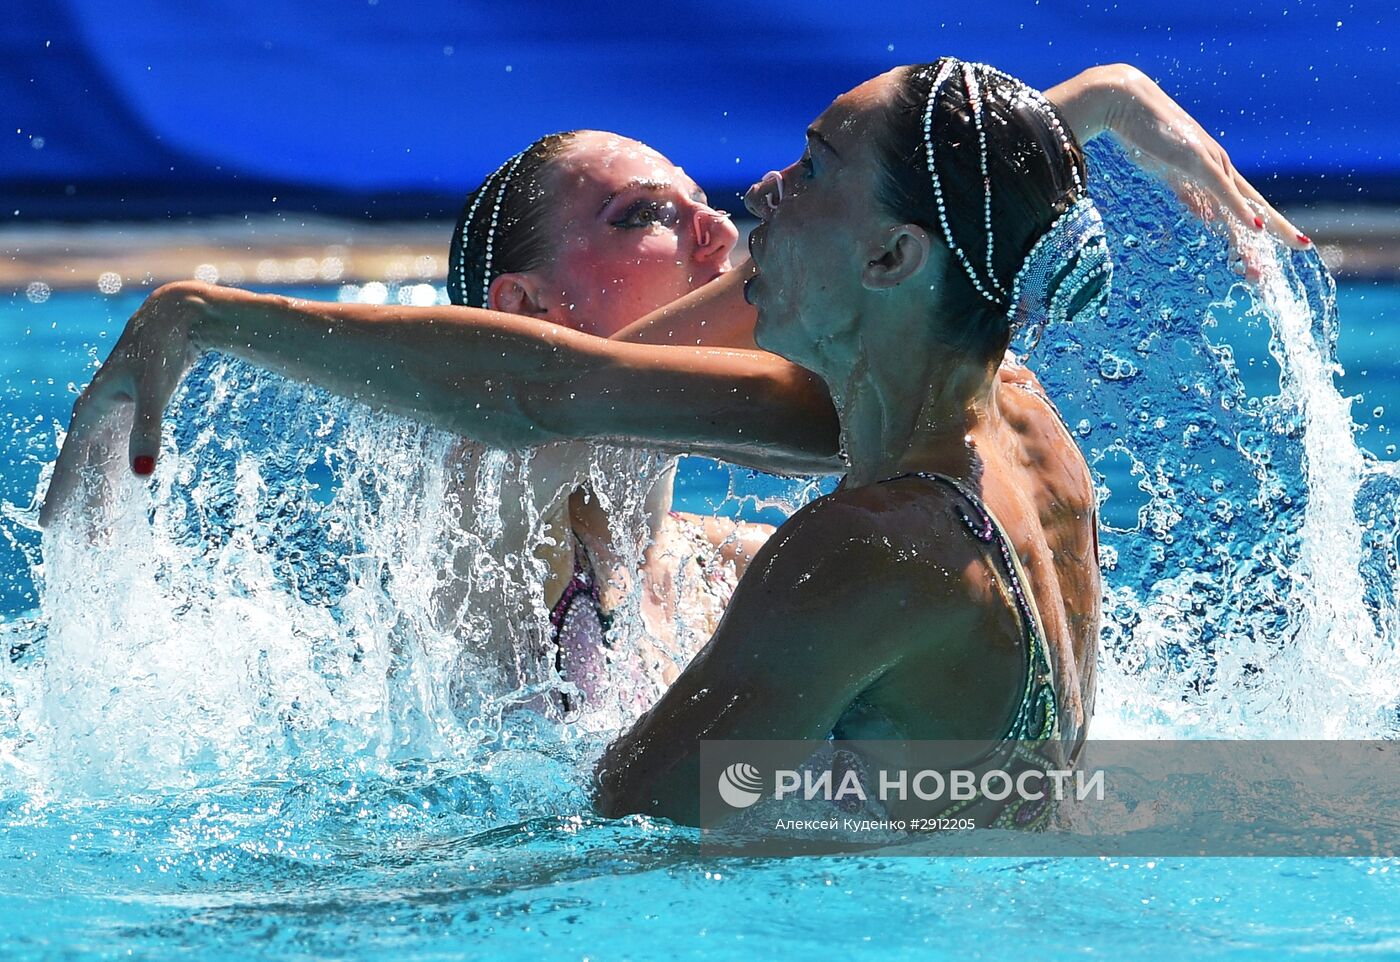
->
xmin=613 ymin=63 xmax=1306 ymax=360
xmin=40 ymin=280 xmax=839 ymax=527
xmin=1046 ymin=63 xmax=1310 ymax=259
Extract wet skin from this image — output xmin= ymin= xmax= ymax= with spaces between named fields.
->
xmin=446 ymin=132 xmax=771 ymax=689
xmin=596 ymin=69 xmax=1101 ymax=824
xmin=38 ymin=65 xmax=1299 ymax=763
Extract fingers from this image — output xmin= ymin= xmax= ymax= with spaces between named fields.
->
xmin=1203 ymin=146 xmax=1311 ymax=252
xmin=1172 ymin=166 xmax=1296 ymax=282
xmin=1232 ymin=170 xmax=1311 ymax=250
xmin=38 ymin=370 xmax=150 ymax=529
xmin=1167 ymin=175 xmax=1265 ymax=282
xmin=1168 ymin=175 xmax=1213 ymax=223
xmin=39 ymin=427 xmax=84 ymax=529
xmin=1227 ymin=229 xmax=1264 ymax=282
xmin=129 ymin=376 xmax=168 ymax=478
xmin=1200 ymin=148 xmax=1262 ymax=233
xmin=39 ymin=388 xmax=108 ymax=529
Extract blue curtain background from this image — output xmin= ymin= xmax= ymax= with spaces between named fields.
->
xmin=4 ymin=0 xmax=1396 ymax=216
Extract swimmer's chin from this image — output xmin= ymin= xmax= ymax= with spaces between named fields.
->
xmin=752 ymin=317 xmax=781 ymax=357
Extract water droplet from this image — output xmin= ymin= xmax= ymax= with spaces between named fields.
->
xmin=1098 ymin=352 xmax=1139 ymax=381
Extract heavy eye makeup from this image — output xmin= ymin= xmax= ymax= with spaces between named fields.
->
xmin=610 ymin=198 xmax=680 ymax=230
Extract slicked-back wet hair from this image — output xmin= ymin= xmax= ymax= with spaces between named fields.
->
xmin=875 ymin=60 xmax=1097 ymax=362
xmin=447 ymin=131 xmax=580 ymax=308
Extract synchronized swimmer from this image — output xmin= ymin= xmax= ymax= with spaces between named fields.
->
xmin=41 ymin=60 xmax=1304 ymax=826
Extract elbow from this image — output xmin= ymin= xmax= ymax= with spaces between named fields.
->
xmin=510 ymin=374 xmax=592 ymax=446
xmin=152 ymin=278 xmax=214 ymax=304
xmin=434 ymin=374 xmax=570 ymax=449
xmin=1100 ymin=62 xmax=1148 ymax=92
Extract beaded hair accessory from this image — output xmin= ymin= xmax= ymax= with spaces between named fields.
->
xmin=451 ymin=149 xmax=526 ymax=308
xmin=1008 ymin=197 xmax=1112 ymax=349
xmin=921 ymin=58 xmax=1110 ymax=345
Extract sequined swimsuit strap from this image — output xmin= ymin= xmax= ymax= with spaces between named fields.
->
xmin=892 ymin=471 xmax=1058 ymax=744
xmin=546 ymin=533 xmax=610 ymax=714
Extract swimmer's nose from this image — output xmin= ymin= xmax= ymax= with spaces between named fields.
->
xmin=744 ymin=170 xmax=784 ymax=221
xmin=692 ymin=206 xmax=738 ymax=263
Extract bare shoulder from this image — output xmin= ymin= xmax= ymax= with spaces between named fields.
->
xmin=741 ymin=479 xmax=1000 ymax=619
xmin=672 ymin=478 xmax=1004 ymax=714
xmin=996 ymin=352 xmax=1047 ymax=394
xmin=995 ymin=372 xmax=1095 ymax=514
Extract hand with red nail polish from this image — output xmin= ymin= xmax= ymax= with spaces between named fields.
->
xmin=1057 ymin=64 xmax=1312 ymax=253
xmin=40 ymin=282 xmax=205 ymax=528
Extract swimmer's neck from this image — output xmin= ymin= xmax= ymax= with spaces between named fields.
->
xmin=825 ymin=321 xmax=1003 ymax=489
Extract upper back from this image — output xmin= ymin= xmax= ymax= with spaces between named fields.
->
xmin=824 ymin=374 xmax=1100 ymax=748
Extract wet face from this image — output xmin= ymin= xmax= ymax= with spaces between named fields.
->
xmin=520 ymin=132 xmax=738 ymax=337
xmin=741 ymin=70 xmax=916 ymax=368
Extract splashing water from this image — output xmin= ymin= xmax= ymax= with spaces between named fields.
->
xmin=1 ymin=349 xmax=737 ymax=799
xmin=0 ymin=139 xmax=1394 ymax=860
xmin=3 ymin=139 xmax=1400 ymax=961
xmin=1023 ymin=140 xmax=1400 ymax=739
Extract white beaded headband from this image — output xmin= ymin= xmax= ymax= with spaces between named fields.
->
xmin=454 ymin=149 xmax=527 ymax=308
xmin=922 ymin=58 xmax=1108 ymax=341
xmin=1009 ymin=197 xmax=1112 ymax=350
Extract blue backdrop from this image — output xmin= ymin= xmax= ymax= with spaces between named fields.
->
xmin=4 ymin=0 xmax=1397 ymax=217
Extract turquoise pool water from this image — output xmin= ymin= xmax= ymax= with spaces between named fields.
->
xmin=4 ymin=143 xmax=1400 ymax=959
xmin=4 ymin=278 xmax=1397 ymax=616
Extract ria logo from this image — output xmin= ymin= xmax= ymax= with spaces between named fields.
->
xmin=717 ymin=762 xmax=764 ymax=809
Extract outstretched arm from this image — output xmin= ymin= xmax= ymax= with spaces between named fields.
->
xmin=40 ymin=280 xmax=839 ymax=527
xmin=615 ymin=63 xmax=1306 ymax=358
xmin=1046 ymin=63 xmax=1310 ymax=267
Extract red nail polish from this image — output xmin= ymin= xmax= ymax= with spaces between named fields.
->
xmin=1253 ymin=216 xmax=1264 ymax=230
xmin=133 ymin=455 xmax=155 ymax=476
xmin=1297 ymin=233 xmax=1311 ymax=245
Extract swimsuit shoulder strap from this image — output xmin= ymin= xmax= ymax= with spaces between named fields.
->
xmin=883 ymin=471 xmax=1058 ymax=744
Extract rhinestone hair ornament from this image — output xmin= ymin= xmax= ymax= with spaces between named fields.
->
xmin=1008 ymin=198 xmax=1112 ymax=350
xmin=451 ymin=139 xmax=737 ymax=308
xmin=921 ymin=58 xmax=1111 ymax=349
xmin=452 ymin=149 xmax=526 ymax=308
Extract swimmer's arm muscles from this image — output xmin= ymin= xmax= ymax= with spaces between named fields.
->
xmin=186 ymin=281 xmax=839 ymax=466
xmin=593 ymin=497 xmax=955 ymax=826
xmin=611 ymin=258 xmax=760 ymax=350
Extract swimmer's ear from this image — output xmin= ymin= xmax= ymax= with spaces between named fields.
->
xmin=489 ymin=273 xmax=550 ymax=317
xmin=862 ymin=224 xmax=931 ymax=291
